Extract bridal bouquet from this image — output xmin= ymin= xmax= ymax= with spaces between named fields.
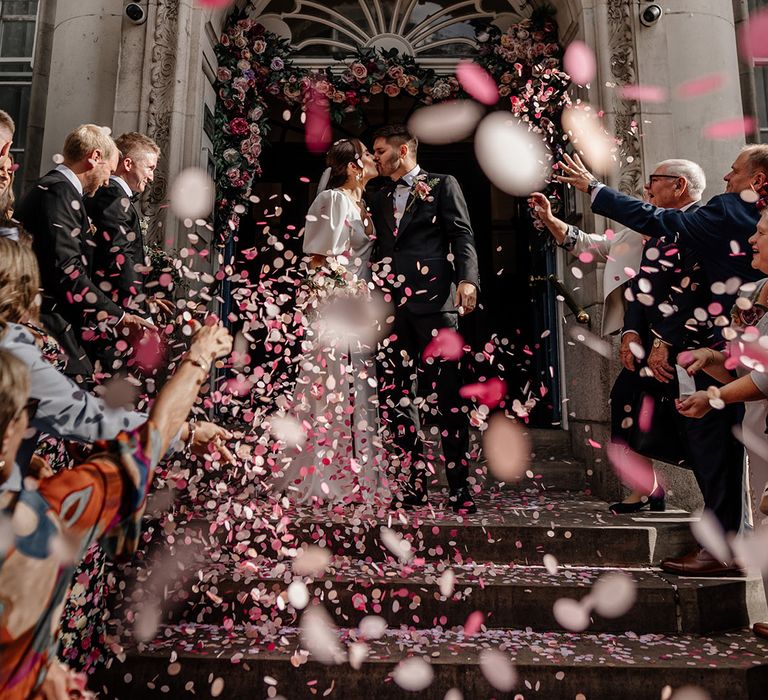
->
xmin=302 ymin=255 xmax=370 ymax=306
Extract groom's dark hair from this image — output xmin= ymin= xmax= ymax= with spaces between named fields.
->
xmin=374 ymin=124 xmax=418 ymax=156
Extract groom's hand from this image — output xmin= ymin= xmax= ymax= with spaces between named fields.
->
xmin=455 ymin=281 xmax=477 ymax=315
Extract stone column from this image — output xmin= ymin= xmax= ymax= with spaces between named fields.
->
xmin=37 ymin=0 xmax=124 ymax=173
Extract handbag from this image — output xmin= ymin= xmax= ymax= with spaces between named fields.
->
xmin=628 ymin=391 xmax=688 ymax=467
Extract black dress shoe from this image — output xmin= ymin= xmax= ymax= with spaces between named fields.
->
xmin=449 ymin=488 xmax=477 ymax=514
xmin=609 ymin=486 xmax=665 ymax=515
xmin=391 ymin=485 xmax=428 ymax=510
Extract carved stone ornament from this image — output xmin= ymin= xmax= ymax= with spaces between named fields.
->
xmin=145 ymin=0 xmax=180 ymax=243
xmin=607 ymin=0 xmax=643 ymax=196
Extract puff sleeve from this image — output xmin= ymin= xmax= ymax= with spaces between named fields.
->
xmin=303 ymin=189 xmax=353 ymax=256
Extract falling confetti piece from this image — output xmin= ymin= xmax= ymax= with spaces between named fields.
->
xmin=738 ymin=7 xmax=768 ymax=64
xmin=438 ymin=568 xmax=456 ymax=597
xmin=479 ymin=649 xmax=518 ymax=691
xmin=674 ymin=73 xmax=726 ymax=99
xmin=293 ymin=546 xmax=332 ymax=577
xmin=268 ymin=414 xmax=306 ymax=448
xmin=196 ymin=0 xmax=234 ymax=6
xmin=475 ymin=112 xmax=550 ymax=196
xmin=459 ymin=377 xmax=507 ymax=408
xmin=456 ymin=60 xmax=499 ymax=104
xmin=380 ymin=526 xmax=414 ymax=563
xmin=359 ymin=615 xmax=388 ymax=640
xmin=423 ymin=328 xmax=465 ymax=361
xmin=690 ymin=509 xmax=732 ymax=564
xmin=348 ymin=641 xmax=369 ymax=670
xmin=463 ymin=610 xmax=485 ymax=636
xmin=588 ymin=572 xmax=637 ymax=618
xmin=553 ymin=597 xmax=590 ymax=632
xmin=170 ymin=168 xmax=214 ymax=219
xmin=287 ymin=580 xmax=310 ymax=610
xmin=606 ymin=441 xmax=657 ymax=495
xmin=616 ymin=84 xmax=668 ymax=103
xmin=408 ymin=101 xmax=485 ymax=145
xmin=392 ymin=658 xmax=434 ymax=691
xmin=299 ymin=605 xmax=344 ymax=665
xmin=210 ymin=677 xmax=225 ymax=697
xmin=702 ymin=116 xmax=756 ymax=140
xmin=543 ymin=553 xmax=559 ymax=575
xmin=305 ymin=94 xmax=331 ymax=154
xmin=561 ymin=104 xmax=616 ymax=172
xmin=482 ymin=413 xmax=531 ymax=482
xmin=563 ymin=40 xmax=596 ymax=85
xmin=670 ymin=687 xmax=712 ymax=700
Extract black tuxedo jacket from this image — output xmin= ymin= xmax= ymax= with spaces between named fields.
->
xmin=16 ymin=170 xmax=123 ymax=375
xmin=622 ymin=203 xmax=712 ymax=351
xmin=593 ymin=188 xmax=762 ymax=327
xmin=86 ymin=180 xmax=148 ymax=315
xmin=369 ymin=171 xmax=480 ymax=315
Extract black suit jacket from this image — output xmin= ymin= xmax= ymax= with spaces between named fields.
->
xmin=16 ymin=169 xmax=123 ymax=376
xmin=86 ymin=180 xmax=148 ymax=315
xmin=622 ymin=203 xmax=712 ymax=351
xmin=369 ymin=171 xmax=480 ymax=314
xmin=593 ymin=188 xmax=762 ymax=329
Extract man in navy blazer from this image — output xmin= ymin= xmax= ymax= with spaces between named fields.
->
xmin=557 ymin=146 xmax=768 ymax=576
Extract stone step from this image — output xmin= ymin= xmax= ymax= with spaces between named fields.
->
xmin=92 ymin=624 xmax=768 ymax=700
xmin=122 ymin=558 xmax=767 ymax=635
xmin=146 ymin=493 xmax=697 ymax=567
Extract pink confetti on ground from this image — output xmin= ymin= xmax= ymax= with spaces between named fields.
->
xmin=563 ymin=41 xmax=596 ymax=86
xmin=702 ymin=116 xmax=757 ymax=140
xmin=674 ymin=73 xmax=726 ymax=99
xmin=456 ymin=60 xmax=499 ymax=105
xmin=616 ymin=84 xmax=668 ymax=103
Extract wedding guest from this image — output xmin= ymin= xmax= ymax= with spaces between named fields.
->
xmin=0 ymin=321 xmax=233 ymax=699
xmin=557 ymin=147 xmax=766 ymax=575
xmin=15 ymin=124 xmax=154 ymax=382
xmin=86 ymin=132 xmax=174 ymax=375
xmin=677 ymin=205 xmax=768 ymax=638
xmin=0 ymin=152 xmax=14 ymax=226
xmin=531 ymin=159 xmax=708 ymax=513
xmin=0 ymin=108 xmax=14 ymax=158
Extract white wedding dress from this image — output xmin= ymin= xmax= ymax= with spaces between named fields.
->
xmin=269 ymin=188 xmax=386 ymax=504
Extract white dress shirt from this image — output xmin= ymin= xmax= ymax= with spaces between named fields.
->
xmin=55 ymin=163 xmax=84 ymax=196
xmin=393 ymin=164 xmax=421 ymax=225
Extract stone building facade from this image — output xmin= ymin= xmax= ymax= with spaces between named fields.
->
xmin=2 ymin=0 xmax=767 ymax=500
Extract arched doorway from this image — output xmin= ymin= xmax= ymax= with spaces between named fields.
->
xmin=218 ymin=0 xmax=579 ymax=427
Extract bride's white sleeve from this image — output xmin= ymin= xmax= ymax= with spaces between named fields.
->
xmin=302 ymin=190 xmax=351 ymax=256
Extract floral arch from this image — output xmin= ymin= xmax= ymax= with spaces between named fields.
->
xmin=214 ymin=1 xmax=572 ymax=239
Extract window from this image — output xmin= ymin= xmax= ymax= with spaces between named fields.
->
xmin=0 ymin=0 xmax=38 ymax=191
xmin=749 ymin=0 xmax=768 ymax=143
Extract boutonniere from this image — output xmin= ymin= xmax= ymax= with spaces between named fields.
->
xmin=139 ymin=217 xmax=149 ymax=239
xmin=412 ymin=174 xmax=439 ymax=202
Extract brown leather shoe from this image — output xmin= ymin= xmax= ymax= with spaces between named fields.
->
xmin=754 ymin=622 xmax=768 ymax=640
xmin=660 ymin=547 xmax=741 ymax=576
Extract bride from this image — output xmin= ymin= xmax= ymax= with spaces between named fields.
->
xmin=268 ymin=138 xmax=388 ymax=505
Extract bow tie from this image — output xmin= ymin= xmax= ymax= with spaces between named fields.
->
xmin=384 ymin=178 xmax=411 ymax=192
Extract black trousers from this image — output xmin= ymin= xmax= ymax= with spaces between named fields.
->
xmin=610 ymin=366 xmax=743 ymax=534
xmin=377 ymin=308 xmax=469 ymax=493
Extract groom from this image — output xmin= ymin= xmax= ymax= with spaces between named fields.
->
xmin=369 ymin=125 xmax=480 ymax=513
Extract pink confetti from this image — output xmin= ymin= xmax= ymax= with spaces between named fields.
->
xmin=563 ymin=41 xmax=596 ymax=85
xmin=482 ymin=413 xmax=530 ymax=481
xmin=675 ymin=73 xmax=727 ymax=99
xmin=305 ymin=94 xmax=331 ymax=154
xmin=456 ymin=60 xmax=499 ymax=105
xmin=463 ymin=610 xmax=484 ymax=636
xmin=422 ymin=328 xmax=465 ymax=361
xmin=616 ymin=84 xmax=668 ymax=103
xmin=702 ymin=116 xmax=757 ymax=140
xmin=459 ymin=378 xmax=506 ymax=408
xmin=197 ymin=0 xmax=233 ymax=6
xmin=637 ymin=394 xmax=654 ymax=433
xmin=606 ymin=441 xmax=657 ymax=494
xmin=738 ymin=7 xmax=768 ymax=64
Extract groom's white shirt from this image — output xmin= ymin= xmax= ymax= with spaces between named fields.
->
xmin=394 ymin=164 xmax=421 ymax=225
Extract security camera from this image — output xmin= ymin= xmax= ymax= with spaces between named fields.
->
xmin=640 ymin=4 xmax=663 ymax=27
xmin=125 ymin=2 xmax=147 ymax=25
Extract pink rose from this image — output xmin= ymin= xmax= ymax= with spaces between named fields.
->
xmin=384 ymin=84 xmax=400 ymax=97
xmin=217 ymin=68 xmax=232 ymax=82
xmin=397 ymin=75 xmax=408 ymax=88
xmin=370 ymin=83 xmax=383 ymax=95
xmin=350 ymin=62 xmax=368 ymax=80
xmin=229 ymin=117 xmax=249 ymax=135
xmin=388 ymin=66 xmax=404 ymax=80
xmin=253 ymin=40 xmax=267 ymax=53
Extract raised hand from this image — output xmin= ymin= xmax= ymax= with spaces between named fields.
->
xmin=455 ymin=281 xmax=477 ymax=315
xmin=555 ymin=152 xmax=597 ymax=193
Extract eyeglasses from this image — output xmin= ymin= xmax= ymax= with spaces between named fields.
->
xmin=647 ymin=174 xmax=681 ymax=186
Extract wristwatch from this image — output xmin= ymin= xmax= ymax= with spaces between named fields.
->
xmin=587 ymin=179 xmax=601 ymax=194
xmin=652 ymin=337 xmax=669 ymax=349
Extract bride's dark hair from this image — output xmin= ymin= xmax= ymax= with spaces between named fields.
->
xmin=326 ymin=138 xmax=365 ymax=189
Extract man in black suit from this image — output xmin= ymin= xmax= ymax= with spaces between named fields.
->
xmin=85 ymin=132 xmax=173 ymax=374
xmin=370 ymin=125 xmax=480 ymax=513
xmin=16 ymin=124 xmax=153 ymax=381
xmin=557 ymin=146 xmax=768 ymax=575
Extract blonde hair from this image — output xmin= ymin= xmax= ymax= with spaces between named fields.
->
xmin=62 ymin=124 xmax=116 ymax=163
xmin=0 ymin=347 xmax=28 ymax=438
xmin=115 ymin=132 xmax=160 ymax=160
xmin=0 ymin=237 xmax=41 ymax=324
